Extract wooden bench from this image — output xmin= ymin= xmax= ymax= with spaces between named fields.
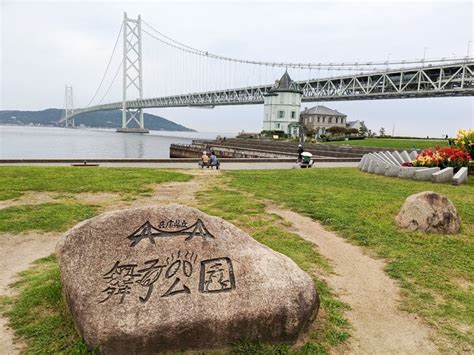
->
xmin=198 ymin=161 xmax=220 ymax=169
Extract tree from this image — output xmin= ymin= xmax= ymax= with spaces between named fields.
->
xmin=379 ymin=127 xmax=386 ymax=136
xmin=305 ymin=128 xmax=316 ymax=138
xmin=359 ymin=125 xmax=368 ymax=136
xmin=346 ymin=128 xmax=359 ymax=135
xmin=326 ymin=126 xmax=347 ymax=136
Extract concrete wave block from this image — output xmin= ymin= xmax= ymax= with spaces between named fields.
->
xmin=392 ymin=151 xmax=405 ymax=164
xmin=383 ymin=152 xmax=400 ymax=165
xmin=452 ymin=167 xmax=468 ymax=186
xmin=414 ymin=167 xmax=440 ymax=181
xmin=361 ymin=157 xmax=371 ymax=172
xmin=409 ymin=150 xmax=418 ymax=160
xmin=431 ymin=167 xmax=454 ymax=183
xmin=374 ymin=153 xmax=389 ymax=163
xmin=361 ymin=154 xmax=375 ymax=172
xmin=385 ymin=165 xmax=401 ymax=177
xmin=380 ymin=152 xmax=395 ymax=164
xmin=367 ymin=159 xmax=378 ymax=173
xmin=401 ymin=151 xmax=412 ymax=163
xmin=398 ymin=167 xmax=426 ymax=179
xmin=375 ymin=161 xmax=389 ymax=175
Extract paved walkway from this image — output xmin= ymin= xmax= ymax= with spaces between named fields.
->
xmin=0 ymin=162 xmax=358 ymax=169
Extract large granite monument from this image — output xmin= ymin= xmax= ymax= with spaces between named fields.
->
xmin=56 ymin=204 xmax=318 ymax=353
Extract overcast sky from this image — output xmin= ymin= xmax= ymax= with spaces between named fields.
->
xmin=1 ymin=0 xmax=473 ymax=136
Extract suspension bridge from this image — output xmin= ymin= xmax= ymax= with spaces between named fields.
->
xmin=61 ymin=12 xmax=474 ymax=132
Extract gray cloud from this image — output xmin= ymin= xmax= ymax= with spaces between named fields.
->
xmin=1 ymin=0 xmax=473 ymax=136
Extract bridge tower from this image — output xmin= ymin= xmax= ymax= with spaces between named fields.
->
xmin=64 ymin=85 xmax=75 ymax=127
xmin=118 ymin=12 xmax=149 ymax=133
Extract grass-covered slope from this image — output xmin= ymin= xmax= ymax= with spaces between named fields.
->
xmin=227 ymin=168 xmax=473 ymax=348
xmin=324 ymin=138 xmax=448 ymax=150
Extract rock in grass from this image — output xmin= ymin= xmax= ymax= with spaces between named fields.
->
xmin=395 ymin=191 xmax=461 ymax=234
xmin=56 ymin=204 xmax=318 ymax=353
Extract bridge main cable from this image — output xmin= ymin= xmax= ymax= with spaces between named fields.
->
xmin=141 ymin=19 xmax=470 ymax=71
xmin=85 ymin=22 xmax=124 ymax=108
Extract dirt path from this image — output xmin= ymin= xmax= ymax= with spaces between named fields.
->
xmin=266 ymin=204 xmax=437 ymax=355
xmin=0 ymin=171 xmax=215 ymax=354
xmin=1 ymin=171 xmax=434 ymax=354
xmin=0 ymin=232 xmax=61 ymax=354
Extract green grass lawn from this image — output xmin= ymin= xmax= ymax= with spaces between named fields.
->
xmin=0 ymin=167 xmax=192 ymax=233
xmin=1 ymin=167 xmax=472 ymax=352
xmin=324 ymin=138 xmax=449 ymax=150
xmin=0 ymin=203 xmax=97 ymax=233
xmin=196 ymin=186 xmax=350 ymax=353
xmin=1 ymin=183 xmax=350 ymax=354
xmin=227 ymin=168 xmax=473 ymax=350
xmin=0 ymin=255 xmax=92 ymax=353
xmin=0 ymin=166 xmax=192 ymax=201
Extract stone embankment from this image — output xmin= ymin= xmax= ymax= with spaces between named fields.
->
xmin=171 ymin=139 xmax=389 ymax=159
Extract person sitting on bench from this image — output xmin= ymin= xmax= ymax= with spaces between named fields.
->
xmin=200 ymin=151 xmax=209 ymax=168
xmin=209 ymin=151 xmax=220 ymax=170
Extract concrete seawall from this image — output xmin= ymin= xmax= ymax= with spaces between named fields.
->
xmin=170 ymin=139 xmax=386 ymax=160
xmin=170 ymin=144 xmax=295 ymax=159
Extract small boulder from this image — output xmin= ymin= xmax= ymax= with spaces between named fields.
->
xmin=395 ymin=191 xmax=461 ymax=234
xmin=56 ymin=204 xmax=318 ymax=353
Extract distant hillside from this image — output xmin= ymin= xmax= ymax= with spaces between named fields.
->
xmin=0 ymin=108 xmax=195 ymax=132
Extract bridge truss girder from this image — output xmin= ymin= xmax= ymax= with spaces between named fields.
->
xmin=67 ymin=61 xmax=474 ymax=120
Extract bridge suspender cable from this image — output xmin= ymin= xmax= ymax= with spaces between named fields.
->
xmin=85 ymin=23 xmax=124 ymax=107
xmin=141 ymin=18 xmax=471 ymax=71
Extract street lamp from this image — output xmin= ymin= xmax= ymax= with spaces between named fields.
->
xmin=423 ymin=47 xmax=429 ymax=67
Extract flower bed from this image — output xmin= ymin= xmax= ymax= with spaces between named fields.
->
xmin=413 ymin=129 xmax=473 ymax=173
xmin=413 ymin=147 xmax=471 ymax=170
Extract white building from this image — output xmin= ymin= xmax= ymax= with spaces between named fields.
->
xmin=262 ymin=71 xmax=302 ymax=136
xmin=301 ymin=105 xmax=347 ymax=137
xmin=346 ymin=120 xmax=368 ymax=133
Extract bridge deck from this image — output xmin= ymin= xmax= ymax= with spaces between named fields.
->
xmin=65 ymin=61 xmax=474 ymax=121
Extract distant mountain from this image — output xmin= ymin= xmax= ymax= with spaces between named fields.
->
xmin=0 ymin=108 xmax=195 ymax=132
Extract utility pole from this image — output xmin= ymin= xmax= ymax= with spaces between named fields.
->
xmin=299 ymin=113 xmax=305 ymax=144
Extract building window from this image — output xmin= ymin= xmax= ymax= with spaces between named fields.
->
xmin=335 ymin=118 xmax=338 ymax=124
xmin=278 ymin=111 xmax=285 ymax=119
xmin=291 ymin=111 xmax=296 ymax=119
xmin=329 ymin=117 xmax=333 ymax=123
xmin=322 ymin=117 xmax=325 ymax=123
xmin=277 ymin=123 xmax=280 ymax=128
xmin=317 ymin=117 xmax=320 ymax=123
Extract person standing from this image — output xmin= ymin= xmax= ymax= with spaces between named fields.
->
xmin=297 ymin=144 xmax=304 ymax=162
